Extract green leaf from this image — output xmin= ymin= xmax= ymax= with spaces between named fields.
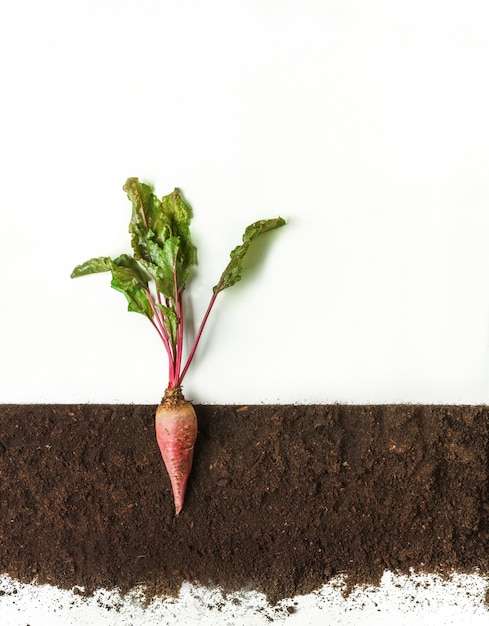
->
xmin=72 ymin=252 xmax=153 ymax=317
xmin=124 ymin=178 xmax=165 ymax=262
xmin=143 ymin=238 xmax=181 ymax=299
xmin=70 ymin=256 xmax=112 ymax=278
xmin=213 ymin=217 xmax=286 ymax=293
xmin=156 ymin=303 xmax=179 ymax=346
xmin=159 ymin=186 xmax=197 ymax=268
xmin=124 ymin=178 xmax=197 ymax=285
xmin=111 ymin=254 xmax=150 ymax=285
xmin=109 ymin=255 xmax=154 ymax=317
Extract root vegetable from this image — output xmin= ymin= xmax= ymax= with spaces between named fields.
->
xmin=71 ymin=177 xmax=285 ymax=515
xmin=155 ymin=388 xmax=197 ymax=516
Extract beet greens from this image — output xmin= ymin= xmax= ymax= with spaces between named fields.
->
xmin=71 ymin=177 xmax=285 ymax=391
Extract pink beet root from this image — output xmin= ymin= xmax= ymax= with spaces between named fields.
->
xmin=155 ymin=387 xmax=198 ymax=516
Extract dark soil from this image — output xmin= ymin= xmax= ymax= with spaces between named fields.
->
xmin=1 ymin=404 xmax=489 ymax=605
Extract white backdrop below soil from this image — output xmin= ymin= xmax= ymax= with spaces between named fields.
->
xmin=1 ymin=572 xmax=488 ymax=626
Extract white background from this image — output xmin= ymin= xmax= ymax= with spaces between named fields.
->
xmin=1 ymin=1 xmax=489 ymax=624
xmin=2 ymin=0 xmax=489 ymax=405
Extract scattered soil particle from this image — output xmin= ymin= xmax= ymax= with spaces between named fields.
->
xmin=1 ymin=404 xmax=489 ymax=605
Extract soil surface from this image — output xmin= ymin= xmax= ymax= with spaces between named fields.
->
xmin=1 ymin=404 xmax=489 ymax=605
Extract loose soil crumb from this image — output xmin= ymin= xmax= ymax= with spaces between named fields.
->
xmin=1 ymin=404 xmax=488 ymax=605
